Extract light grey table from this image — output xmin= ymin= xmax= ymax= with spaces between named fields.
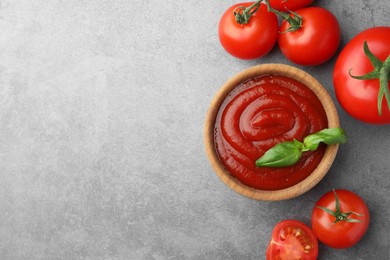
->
xmin=1 ymin=0 xmax=389 ymax=259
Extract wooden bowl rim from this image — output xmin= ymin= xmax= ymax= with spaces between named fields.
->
xmin=204 ymin=63 xmax=340 ymax=201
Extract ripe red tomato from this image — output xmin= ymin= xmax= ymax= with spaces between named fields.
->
xmin=269 ymin=0 xmax=313 ymax=11
xmin=218 ymin=2 xmax=278 ymax=60
xmin=278 ymin=7 xmax=340 ymax=66
xmin=333 ymin=26 xmax=390 ymax=124
xmin=266 ymin=220 xmax=318 ymax=260
xmin=311 ymin=190 xmax=370 ymax=249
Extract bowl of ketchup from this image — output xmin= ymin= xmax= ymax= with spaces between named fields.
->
xmin=204 ymin=64 xmax=340 ymax=201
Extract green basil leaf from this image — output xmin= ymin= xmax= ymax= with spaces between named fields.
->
xmin=255 ymin=141 xmax=303 ymax=167
xmin=255 ymin=127 xmax=347 ymax=168
xmin=303 ymin=128 xmax=347 ymax=151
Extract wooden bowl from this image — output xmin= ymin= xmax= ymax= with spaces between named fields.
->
xmin=204 ymin=64 xmax=340 ymax=201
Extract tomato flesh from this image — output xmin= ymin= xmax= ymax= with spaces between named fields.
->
xmin=266 ymin=220 xmax=318 ymax=260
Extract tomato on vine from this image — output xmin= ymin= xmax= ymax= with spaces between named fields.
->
xmin=218 ymin=1 xmax=278 ymax=60
xmin=333 ymin=26 xmax=390 ymax=124
xmin=265 ymin=1 xmax=341 ymax=66
xmin=311 ymin=189 xmax=370 ymax=249
xmin=266 ymin=220 xmax=318 ymax=260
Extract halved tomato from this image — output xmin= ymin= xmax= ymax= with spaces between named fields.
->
xmin=266 ymin=220 xmax=318 ymax=260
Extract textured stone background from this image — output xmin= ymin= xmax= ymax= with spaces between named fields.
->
xmin=0 ymin=0 xmax=389 ymax=259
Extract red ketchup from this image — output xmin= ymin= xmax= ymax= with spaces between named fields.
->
xmin=214 ymin=75 xmax=328 ymax=190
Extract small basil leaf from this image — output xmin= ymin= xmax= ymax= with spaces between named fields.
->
xmin=303 ymin=128 xmax=347 ymax=151
xmin=255 ymin=141 xmax=302 ymax=167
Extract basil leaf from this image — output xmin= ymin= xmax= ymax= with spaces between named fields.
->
xmin=303 ymin=128 xmax=347 ymax=151
xmin=255 ymin=140 xmax=303 ymax=167
xmin=255 ymin=127 xmax=347 ymax=168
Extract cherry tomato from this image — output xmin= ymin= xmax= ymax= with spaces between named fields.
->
xmin=333 ymin=26 xmax=390 ymax=124
xmin=266 ymin=220 xmax=318 ymax=260
xmin=218 ymin=2 xmax=278 ymax=60
xmin=278 ymin=7 xmax=340 ymax=66
xmin=269 ymin=0 xmax=313 ymax=11
xmin=311 ymin=189 xmax=370 ymax=249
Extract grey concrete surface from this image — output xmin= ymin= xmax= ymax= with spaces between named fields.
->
xmin=0 ymin=0 xmax=389 ymax=259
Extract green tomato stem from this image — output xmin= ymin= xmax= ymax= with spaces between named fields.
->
xmin=349 ymin=41 xmax=390 ymax=116
xmin=264 ymin=0 xmax=302 ymax=33
xmin=234 ymin=0 xmax=263 ymax=25
xmin=379 ymin=56 xmax=390 ymax=115
xmin=316 ymin=190 xmax=363 ymax=223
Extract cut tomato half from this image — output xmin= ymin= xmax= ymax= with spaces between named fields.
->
xmin=266 ymin=220 xmax=318 ymax=260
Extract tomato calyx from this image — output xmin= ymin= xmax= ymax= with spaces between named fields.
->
xmin=349 ymin=41 xmax=390 ymax=116
xmin=316 ymin=190 xmax=364 ymax=223
xmin=265 ymin=0 xmax=302 ymax=33
xmin=234 ymin=0 xmax=263 ymax=25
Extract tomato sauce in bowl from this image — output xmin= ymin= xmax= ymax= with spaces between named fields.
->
xmin=214 ymin=75 xmax=328 ymax=190
xmin=204 ymin=64 xmax=340 ymax=200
